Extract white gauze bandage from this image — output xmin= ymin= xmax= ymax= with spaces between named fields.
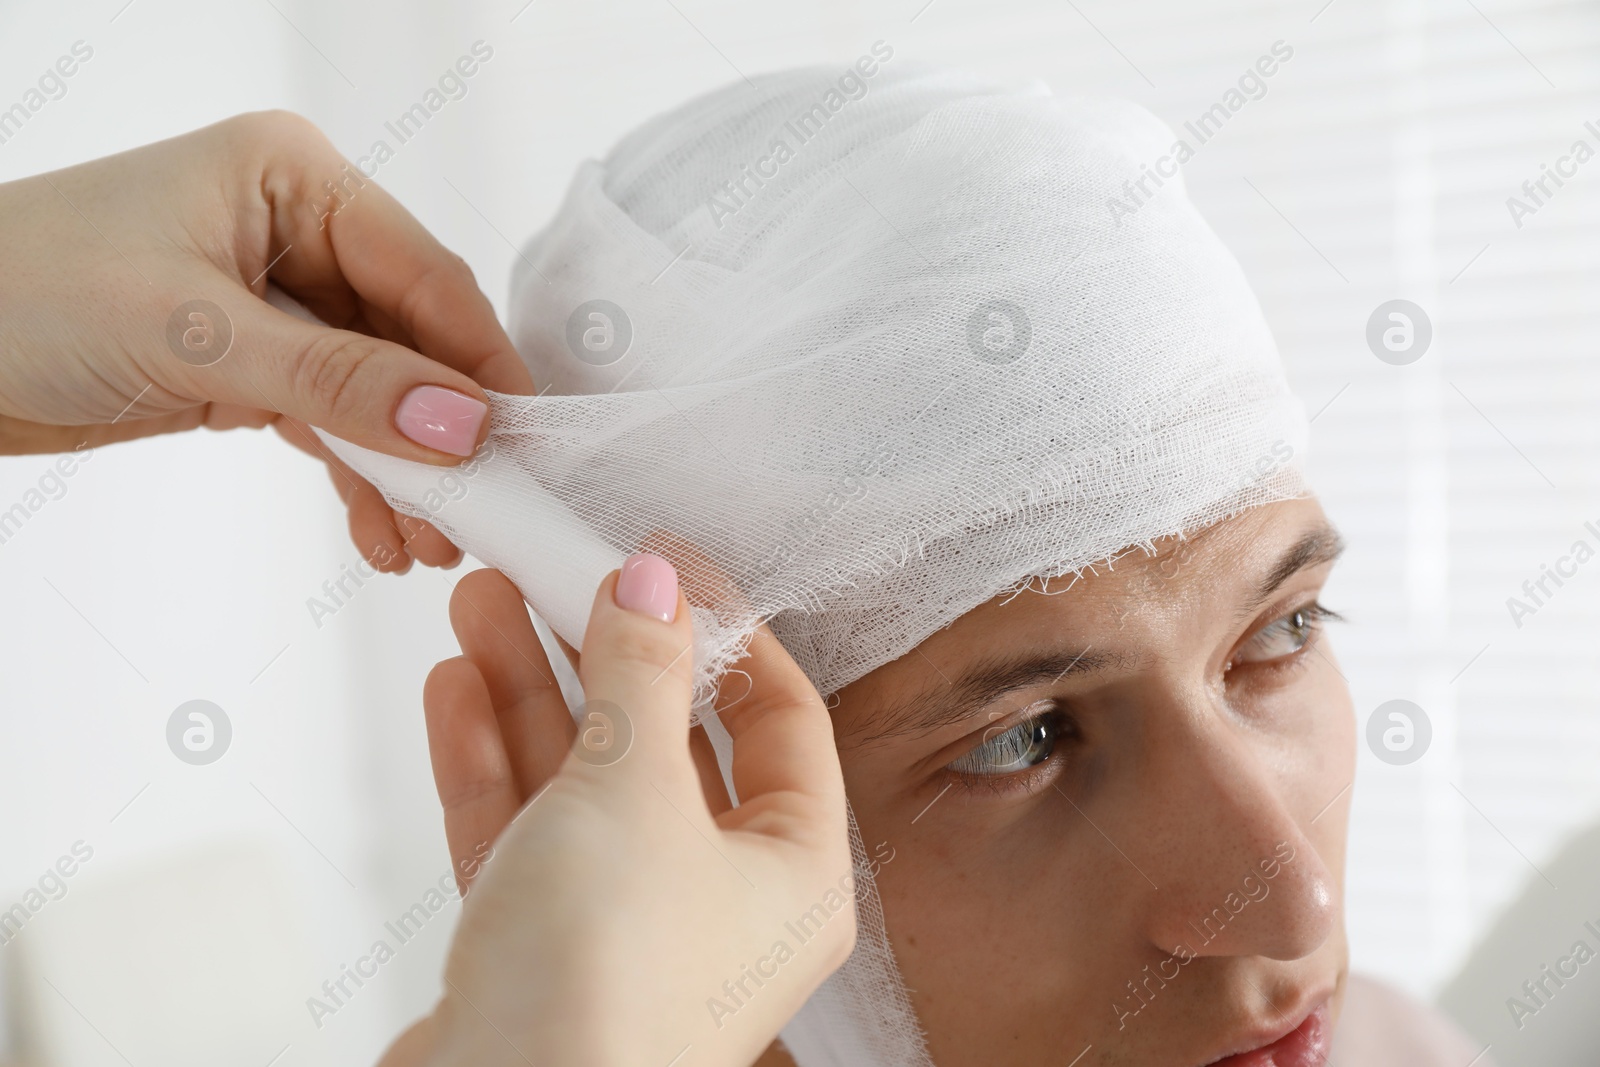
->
xmin=321 ymin=63 xmax=1308 ymax=1067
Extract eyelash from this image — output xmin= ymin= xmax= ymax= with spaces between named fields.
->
xmin=1227 ymin=600 xmax=1341 ymax=673
xmin=941 ymin=704 xmax=1073 ymax=797
xmin=939 ymin=600 xmax=1341 ymax=796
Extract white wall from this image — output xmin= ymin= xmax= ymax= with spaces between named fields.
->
xmin=1 ymin=1 xmax=1596 ymax=1064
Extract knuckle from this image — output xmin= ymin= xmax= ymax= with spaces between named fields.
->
xmin=396 ymin=256 xmax=478 ymax=330
xmin=229 ymin=109 xmax=324 ymax=149
xmin=290 ymin=332 xmax=384 ymax=423
xmin=448 ymin=251 xmax=476 ymax=284
xmin=596 ymin=621 xmax=691 ymax=679
xmin=395 ymin=267 xmax=444 ymax=331
xmin=438 ymin=768 xmax=515 ymax=813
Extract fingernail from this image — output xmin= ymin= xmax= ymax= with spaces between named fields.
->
xmin=614 ymin=552 xmax=678 ymax=623
xmin=395 ymin=385 xmax=486 ymax=457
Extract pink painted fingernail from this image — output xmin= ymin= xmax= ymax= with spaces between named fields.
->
xmin=614 ymin=552 xmax=678 ymax=623
xmin=395 ymin=385 xmax=486 ymax=457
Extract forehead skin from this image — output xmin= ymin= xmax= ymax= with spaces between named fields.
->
xmin=824 ymin=497 xmax=1354 ymax=1067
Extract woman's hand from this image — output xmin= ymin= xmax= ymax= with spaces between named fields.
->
xmin=0 ymin=111 xmax=534 ymax=571
xmin=385 ymin=562 xmax=853 ymax=1067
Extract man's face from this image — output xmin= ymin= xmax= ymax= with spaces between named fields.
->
xmin=829 ymin=497 xmax=1354 ymax=1066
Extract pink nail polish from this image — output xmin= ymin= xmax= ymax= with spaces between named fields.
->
xmin=395 ymin=385 xmax=487 ymax=457
xmin=614 ymin=552 xmax=678 ymax=623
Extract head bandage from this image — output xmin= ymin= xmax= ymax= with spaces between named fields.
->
xmin=323 ymin=64 xmax=1307 ymax=1066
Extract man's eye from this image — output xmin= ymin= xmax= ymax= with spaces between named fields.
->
xmin=947 ymin=703 xmax=1062 ymax=776
xmin=1232 ymin=602 xmax=1337 ymax=665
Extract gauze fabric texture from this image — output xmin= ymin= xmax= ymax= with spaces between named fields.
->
xmin=322 ymin=63 xmax=1308 ymax=1067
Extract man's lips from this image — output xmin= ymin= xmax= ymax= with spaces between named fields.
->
xmin=1203 ymin=1000 xmax=1331 ymax=1067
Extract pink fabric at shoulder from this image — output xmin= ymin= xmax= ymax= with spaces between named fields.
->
xmin=1330 ymin=974 xmax=1494 ymax=1067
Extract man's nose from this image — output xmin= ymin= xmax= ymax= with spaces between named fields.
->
xmin=1126 ymin=689 xmax=1339 ymax=963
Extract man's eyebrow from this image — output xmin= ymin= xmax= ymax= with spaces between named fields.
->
xmin=1244 ymin=521 xmax=1346 ymax=615
xmin=845 ymin=524 xmax=1345 ymax=748
xmin=849 ymin=646 xmax=1126 ymax=747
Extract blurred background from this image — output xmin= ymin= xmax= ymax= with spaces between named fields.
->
xmin=0 ymin=0 xmax=1596 ymax=1063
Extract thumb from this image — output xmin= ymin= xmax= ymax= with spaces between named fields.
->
xmin=572 ymin=553 xmax=702 ymax=796
xmin=174 ymin=286 xmax=492 ymax=463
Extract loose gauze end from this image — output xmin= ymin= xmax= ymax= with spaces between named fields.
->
xmin=320 ymin=63 xmax=1309 ymax=1067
